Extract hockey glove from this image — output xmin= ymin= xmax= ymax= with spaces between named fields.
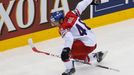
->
xmin=61 ymin=47 xmax=71 ymax=62
xmin=91 ymin=0 xmax=101 ymax=5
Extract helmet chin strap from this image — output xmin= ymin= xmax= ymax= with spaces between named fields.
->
xmin=50 ymin=22 xmax=55 ymax=27
xmin=59 ymin=18 xmax=64 ymax=24
xmin=51 ymin=21 xmax=60 ymax=27
xmin=50 ymin=18 xmax=64 ymax=26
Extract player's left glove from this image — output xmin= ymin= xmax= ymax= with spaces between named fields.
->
xmin=91 ymin=0 xmax=101 ymax=5
xmin=61 ymin=47 xmax=71 ymax=62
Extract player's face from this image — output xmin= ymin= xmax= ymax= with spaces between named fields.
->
xmin=51 ymin=21 xmax=60 ymax=26
xmin=51 ymin=19 xmax=63 ymax=27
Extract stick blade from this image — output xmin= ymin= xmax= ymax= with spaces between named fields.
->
xmin=28 ymin=38 xmax=42 ymax=53
xmin=28 ymin=38 xmax=35 ymax=48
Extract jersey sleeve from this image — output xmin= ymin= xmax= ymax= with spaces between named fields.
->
xmin=59 ymin=27 xmax=74 ymax=49
xmin=59 ymin=11 xmax=77 ymax=49
xmin=75 ymin=0 xmax=93 ymax=16
xmin=62 ymin=31 xmax=74 ymax=49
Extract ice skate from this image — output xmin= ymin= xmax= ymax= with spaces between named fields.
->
xmin=62 ymin=60 xmax=76 ymax=75
xmin=94 ymin=51 xmax=108 ymax=63
xmin=62 ymin=68 xmax=76 ymax=75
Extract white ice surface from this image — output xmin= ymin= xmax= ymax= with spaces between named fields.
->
xmin=0 ymin=19 xmax=134 ymax=75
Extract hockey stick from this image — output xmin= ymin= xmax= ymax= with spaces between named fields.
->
xmin=74 ymin=59 xmax=120 ymax=72
xmin=28 ymin=38 xmax=60 ymax=58
xmin=28 ymin=38 xmax=120 ymax=72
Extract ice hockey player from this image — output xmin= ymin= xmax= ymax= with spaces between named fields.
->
xmin=50 ymin=0 xmax=106 ymax=75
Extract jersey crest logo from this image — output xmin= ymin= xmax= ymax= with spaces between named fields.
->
xmin=67 ymin=17 xmax=74 ymax=23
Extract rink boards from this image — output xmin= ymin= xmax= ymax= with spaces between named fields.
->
xmin=0 ymin=0 xmax=134 ymax=52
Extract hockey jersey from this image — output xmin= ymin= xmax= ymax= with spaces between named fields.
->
xmin=59 ymin=11 xmax=96 ymax=49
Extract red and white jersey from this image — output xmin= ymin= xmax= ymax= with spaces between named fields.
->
xmin=59 ymin=0 xmax=94 ymax=71
xmin=59 ymin=11 xmax=96 ymax=49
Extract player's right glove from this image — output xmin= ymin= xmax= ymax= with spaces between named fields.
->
xmin=61 ymin=47 xmax=71 ymax=62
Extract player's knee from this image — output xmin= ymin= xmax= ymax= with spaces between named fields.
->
xmin=61 ymin=47 xmax=70 ymax=62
